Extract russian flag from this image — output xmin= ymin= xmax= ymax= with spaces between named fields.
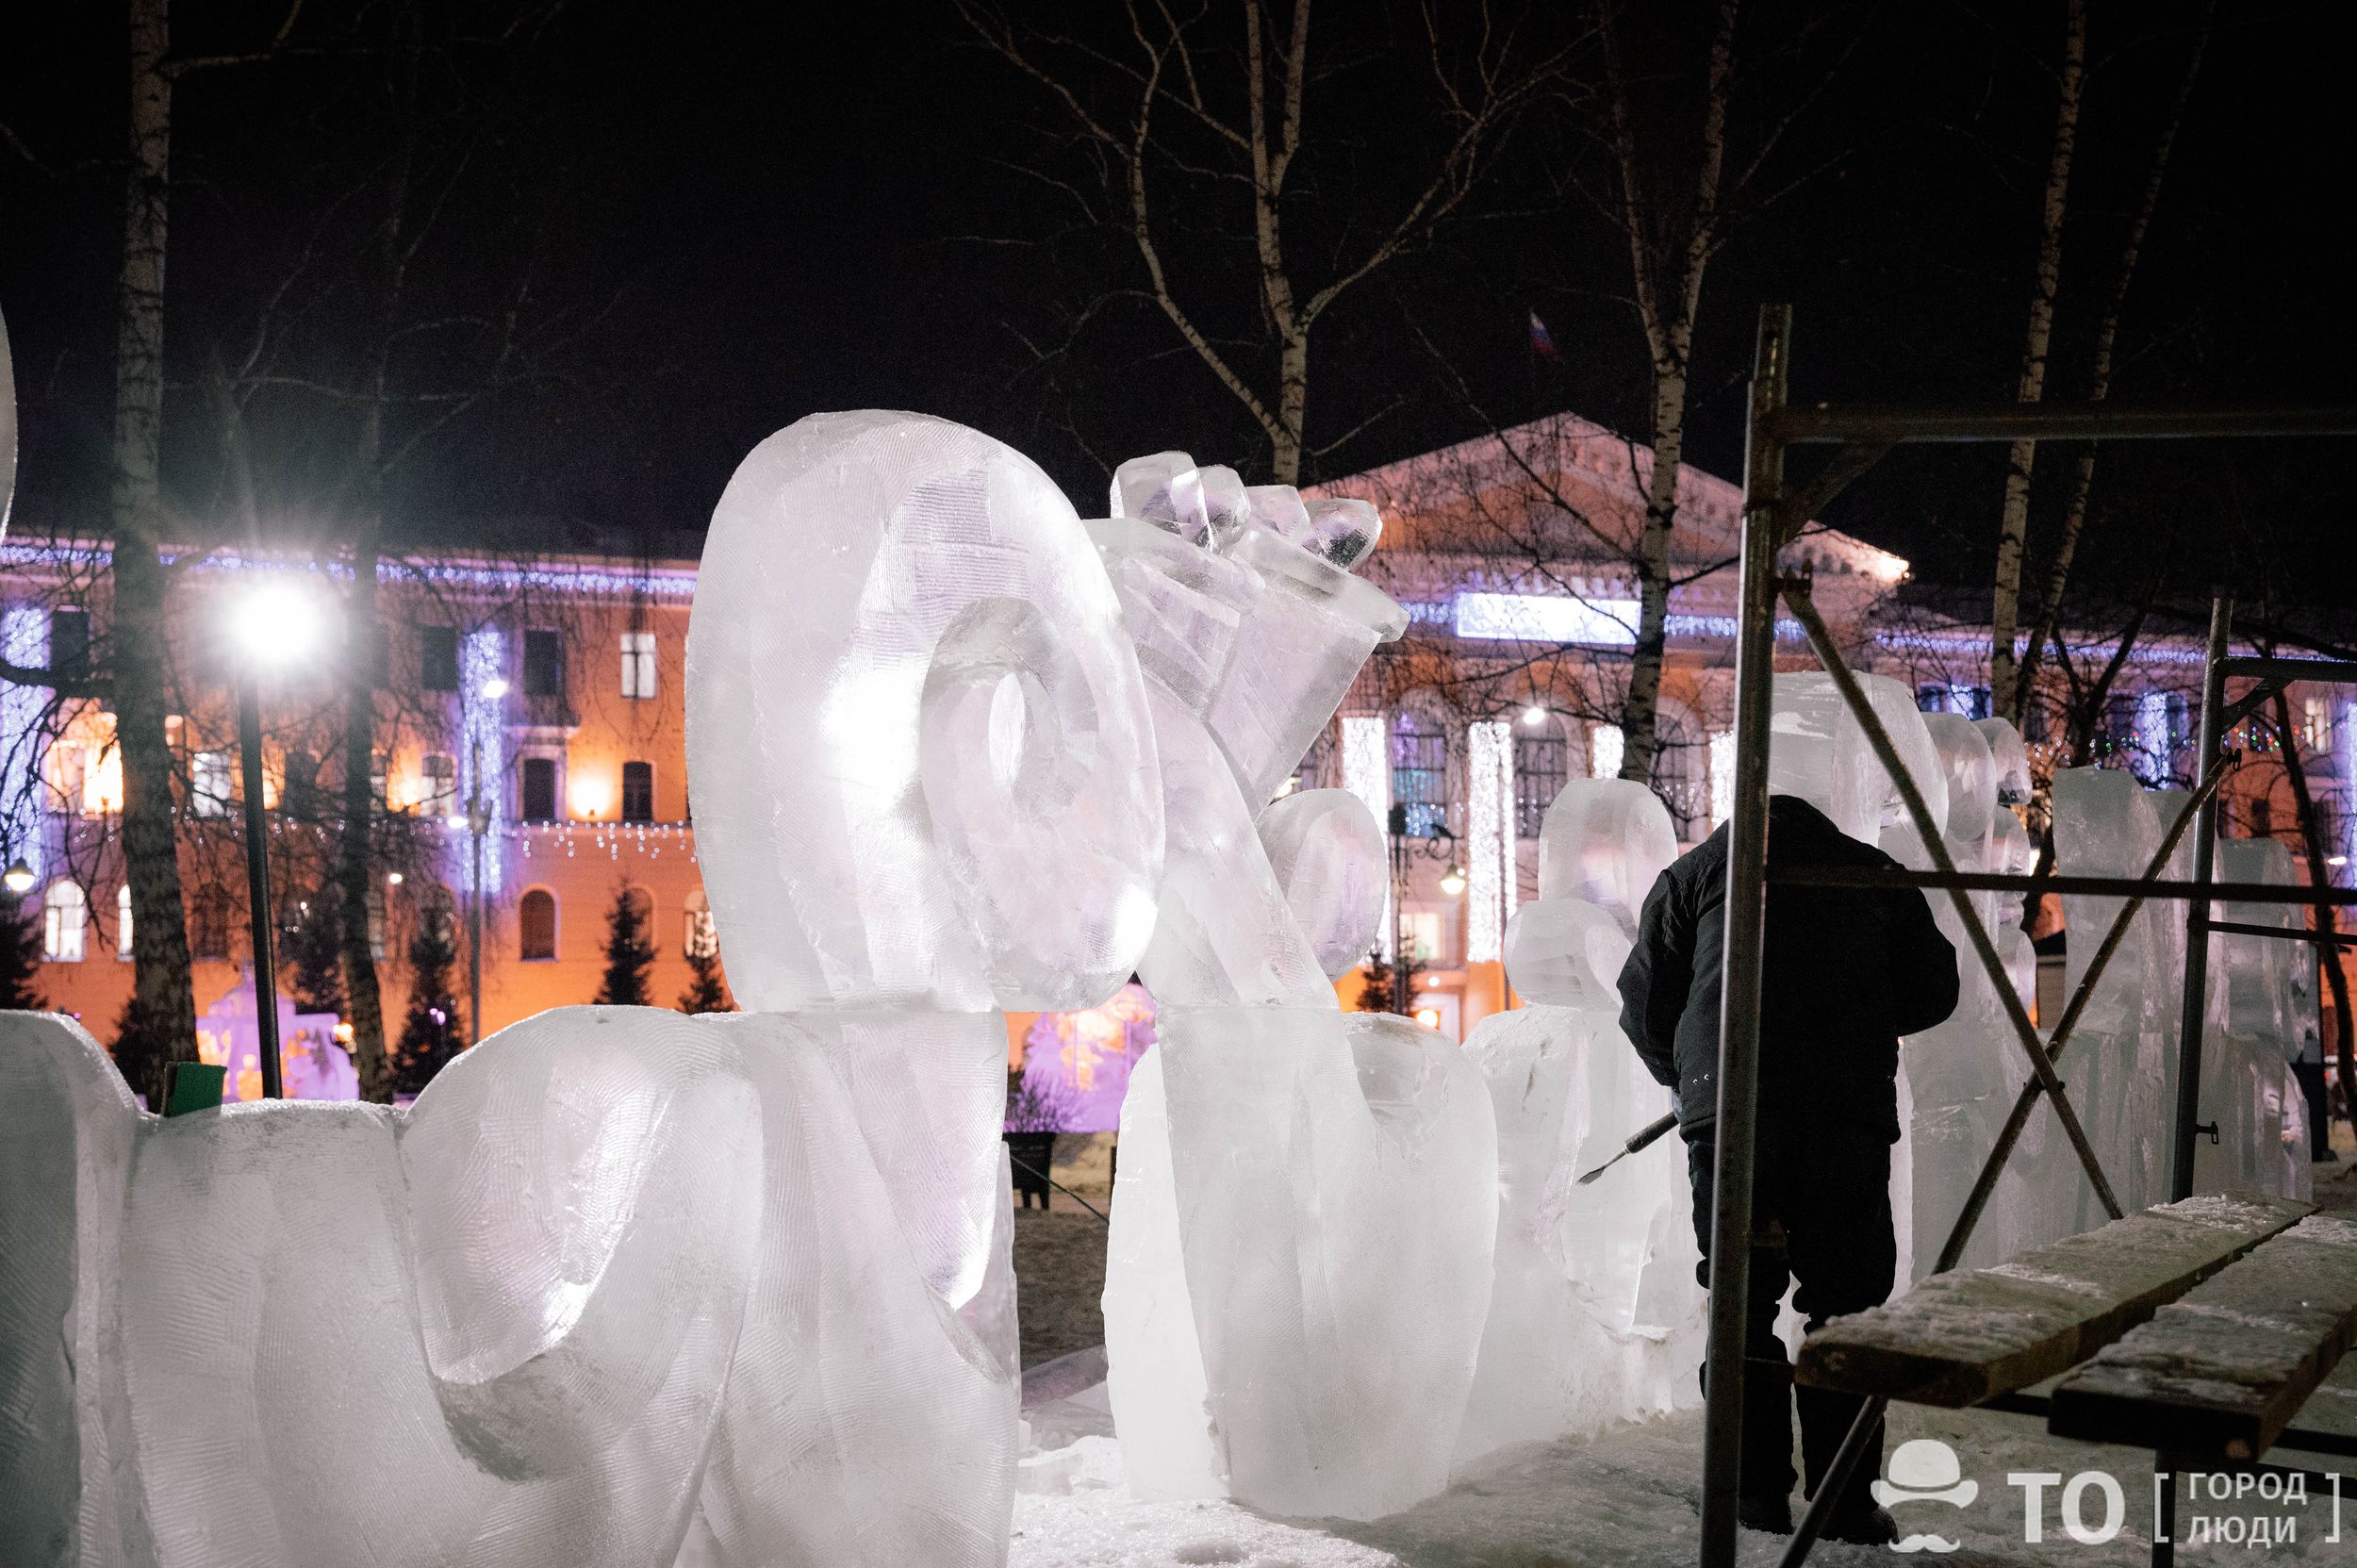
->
xmin=1528 ymin=309 xmax=1559 ymax=360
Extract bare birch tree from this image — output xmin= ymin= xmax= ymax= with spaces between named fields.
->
xmin=2007 ymin=14 xmax=2208 ymax=718
xmin=1986 ymin=0 xmax=2087 ymax=720
xmin=95 ymin=0 xmax=309 ymax=1107
xmin=957 ymin=0 xmax=1566 ymax=486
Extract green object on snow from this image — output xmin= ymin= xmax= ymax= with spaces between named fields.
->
xmin=162 ymin=1062 xmax=224 ymax=1117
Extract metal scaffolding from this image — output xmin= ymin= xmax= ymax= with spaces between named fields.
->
xmin=1701 ymin=304 xmax=2357 ymax=1568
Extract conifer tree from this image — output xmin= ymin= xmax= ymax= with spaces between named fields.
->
xmin=284 ymin=898 xmax=346 ymax=1017
xmin=0 ymin=893 xmax=47 ymax=1012
xmin=595 ymin=883 xmax=657 ymax=1008
xmin=677 ymin=942 xmax=732 ymax=1015
xmin=394 ymin=892 xmax=463 ymax=1096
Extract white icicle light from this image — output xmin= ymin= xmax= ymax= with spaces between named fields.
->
xmin=1467 ymin=720 xmax=1511 ymax=963
xmin=1343 ymin=715 xmax=1391 ymax=958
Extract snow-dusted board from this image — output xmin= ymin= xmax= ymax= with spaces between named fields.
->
xmin=1796 ymin=1194 xmax=2315 ymax=1408
xmin=2048 ymin=1213 xmax=2357 ymax=1461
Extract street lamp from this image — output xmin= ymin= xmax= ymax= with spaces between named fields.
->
xmin=1385 ymin=801 xmax=1461 ymax=1014
xmin=3 ymin=859 xmax=33 ymax=896
xmin=227 ymin=576 xmax=328 ymax=1098
xmin=470 ymin=675 xmax=508 ymax=1046
xmin=1521 ymin=703 xmax=1548 ymax=729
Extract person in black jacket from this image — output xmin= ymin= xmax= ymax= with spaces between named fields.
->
xmin=1618 ymin=793 xmax=1958 ymax=1542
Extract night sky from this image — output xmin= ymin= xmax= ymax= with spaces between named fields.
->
xmin=3 ymin=1 xmax=2350 ymax=609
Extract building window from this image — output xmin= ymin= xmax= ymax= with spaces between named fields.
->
xmin=1399 ymin=908 xmax=1443 ymax=963
xmin=620 ymin=631 xmax=657 ymax=700
xmin=420 ymin=626 xmax=459 ymax=692
xmin=1654 ymin=709 xmax=1706 ymax=841
xmin=520 ymin=756 xmax=558 ymax=822
xmin=684 ymin=888 xmax=717 ymax=957
xmin=190 ymin=891 xmax=231 ymax=962
xmin=1514 ymin=732 xmax=1565 ymax=838
xmin=519 ymin=887 xmax=557 ymax=960
xmin=117 ymin=883 xmax=133 ymax=960
xmin=523 ymin=629 xmax=564 ymax=699
xmin=43 ymin=881 xmax=87 ymax=963
xmin=2305 ymin=697 xmax=2333 ymax=751
xmin=422 ymin=753 xmax=458 ymax=814
xmin=50 ymin=606 xmax=91 ymax=677
xmin=1391 ymin=709 xmax=1447 ymax=838
xmin=621 ymin=761 xmax=654 ymax=823
xmin=49 ymin=742 xmax=88 ymax=815
xmin=190 ymin=751 xmax=234 ymax=817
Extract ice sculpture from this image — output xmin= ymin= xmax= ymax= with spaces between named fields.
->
xmin=2043 ymin=767 xmax=2310 ymax=1239
xmin=1457 ymin=781 xmax=1704 ymax=1460
xmin=1098 ymin=452 xmax=1498 ymax=1520
xmin=0 ymin=412 xmax=1164 ymax=1568
xmin=1897 ymin=715 xmax=2021 ymax=1274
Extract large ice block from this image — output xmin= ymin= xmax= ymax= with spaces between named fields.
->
xmin=1257 ymin=787 xmax=1387 ymax=979
xmin=1459 ymin=782 xmax=1703 ymax=1460
xmin=1105 ymin=1006 xmax=1497 ymax=1519
xmin=687 ymin=411 xmax=1164 ymax=1015
xmin=0 ymin=1006 xmax=1016 ymax=1568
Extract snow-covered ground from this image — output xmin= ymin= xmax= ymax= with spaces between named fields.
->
xmin=1013 ymin=1395 xmax=2354 ymax=1568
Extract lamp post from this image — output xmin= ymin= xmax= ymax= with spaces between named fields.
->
xmin=1385 ymin=802 xmax=1464 ymax=1014
xmin=227 ymin=577 xmax=326 ymax=1098
xmin=469 ymin=676 xmax=508 ymax=1045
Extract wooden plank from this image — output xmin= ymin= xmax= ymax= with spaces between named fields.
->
xmin=1794 ymin=1195 xmax=2314 ymax=1407
xmin=2048 ymin=1214 xmax=2357 ymax=1461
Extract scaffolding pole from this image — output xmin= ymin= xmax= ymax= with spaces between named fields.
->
xmin=1701 ymin=305 xmax=2357 ymax=1568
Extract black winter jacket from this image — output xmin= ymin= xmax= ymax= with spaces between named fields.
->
xmin=1616 ymin=795 xmax=1960 ymax=1144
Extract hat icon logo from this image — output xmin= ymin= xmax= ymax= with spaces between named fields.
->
xmin=1871 ymin=1439 xmax=1977 ymax=1554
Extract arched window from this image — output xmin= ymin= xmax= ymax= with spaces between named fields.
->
xmin=1514 ymin=717 xmax=1569 ymax=838
xmin=1390 ymin=706 xmax=1449 ymax=838
xmin=117 ymin=883 xmax=133 ymax=960
xmin=1653 ymin=703 xmax=1706 ymax=842
xmin=684 ymin=888 xmax=717 ymax=958
xmin=44 ymin=881 xmax=87 ymax=963
xmin=519 ymin=887 xmax=557 ymax=961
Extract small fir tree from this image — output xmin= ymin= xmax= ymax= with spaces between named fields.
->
xmin=284 ymin=897 xmax=346 ymax=1016
xmin=595 ymin=883 xmax=657 ymax=1007
xmin=1 ymin=893 xmax=48 ymax=1011
xmin=1351 ymin=943 xmax=1421 ymax=1015
xmin=677 ymin=942 xmax=733 ymax=1015
xmin=394 ymin=892 xmax=464 ymax=1096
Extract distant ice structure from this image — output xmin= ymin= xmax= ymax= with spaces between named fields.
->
xmin=1097 ymin=451 xmax=1498 ymax=1521
xmin=1456 ymin=781 xmax=1705 ymax=1461
xmin=0 ymin=412 xmax=1167 ymax=1568
xmin=2038 ymin=767 xmax=2310 ymax=1248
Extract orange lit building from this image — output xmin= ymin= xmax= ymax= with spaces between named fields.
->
xmin=3 ymin=539 xmax=717 ymax=1048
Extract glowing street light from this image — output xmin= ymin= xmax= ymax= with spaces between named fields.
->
xmin=3 ymin=859 xmax=33 ymax=896
xmin=1438 ymin=864 xmax=1468 ymax=898
xmin=1521 ymin=703 xmax=1547 ymax=729
xmin=226 ymin=575 xmax=331 ymax=1099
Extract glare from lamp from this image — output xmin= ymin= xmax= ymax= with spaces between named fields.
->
xmin=1438 ymin=864 xmax=1468 ymax=897
xmin=1413 ymin=1007 xmax=1442 ymax=1030
xmin=229 ymin=576 xmax=327 ymax=669
xmin=1521 ymin=703 xmax=1547 ymax=728
xmin=480 ymin=676 xmax=511 ymax=701
xmin=387 ymin=871 xmax=404 ymax=886
xmin=3 ymin=860 xmax=34 ymax=896
xmin=2330 ymin=854 xmax=2349 ymax=868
